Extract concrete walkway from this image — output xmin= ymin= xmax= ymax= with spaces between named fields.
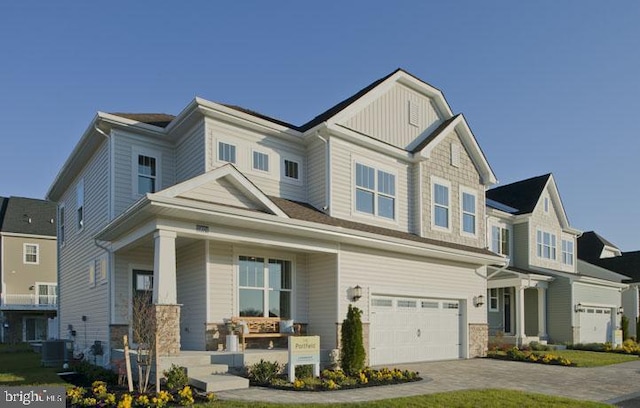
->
xmin=216 ymin=358 xmax=640 ymax=404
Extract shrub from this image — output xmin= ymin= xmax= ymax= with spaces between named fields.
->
xmin=340 ymin=305 xmax=365 ymax=375
xmin=163 ymin=364 xmax=188 ymax=391
xmin=70 ymin=360 xmax=118 ymax=386
xmin=295 ymin=364 xmax=314 ymax=379
xmin=528 ymin=341 xmax=551 ymax=351
xmin=622 ymin=315 xmax=630 ymax=340
xmin=246 ymin=359 xmax=282 ymax=385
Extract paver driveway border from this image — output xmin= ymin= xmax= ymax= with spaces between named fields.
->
xmin=216 ymin=358 xmax=640 ymax=404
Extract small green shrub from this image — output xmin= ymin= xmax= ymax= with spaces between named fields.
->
xmin=528 ymin=341 xmax=551 ymax=351
xmin=295 ymin=364 xmax=314 ymax=379
xmin=247 ymin=359 xmax=282 ymax=385
xmin=163 ymin=364 xmax=188 ymax=391
xmin=70 ymin=360 xmax=118 ymax=386
xmin=622 ymin=315 xmax=630 ymax=340
xmin=340 ymin=305 xmax=365 ymax=375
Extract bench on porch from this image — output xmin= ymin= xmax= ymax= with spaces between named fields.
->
xmin=230 ymin=317 xmax=303 ymax=350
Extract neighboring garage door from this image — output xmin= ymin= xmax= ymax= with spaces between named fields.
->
xmin=578 ymin=307 xmax=612 ymax=344
xmin=370 ymin=296 xmax=462 ymax=366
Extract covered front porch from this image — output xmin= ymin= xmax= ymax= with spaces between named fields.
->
xmin=487 ymin=267 xmax=554 ymax=346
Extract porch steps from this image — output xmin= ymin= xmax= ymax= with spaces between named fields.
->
xmin=185 ymin=364 xmax=229 ymax=377
xmin=188 ymin=373 xmax=249 ymax=392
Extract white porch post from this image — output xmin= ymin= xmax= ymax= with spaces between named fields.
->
xmin=537 ymin=287 xmax=548 ymax=339
xmin=515 ymin=286 xmax=526 ymax=344
xmin=153 ymin=230 xmax=177 ymax=304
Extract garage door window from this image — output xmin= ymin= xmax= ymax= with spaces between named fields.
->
xmin=397 ymin=300 xmax=417 ymax=308
xmin=372 ymin=298 xmax=392 ymax=307
xmin=421 ymin=301 xmax=438 ymax=309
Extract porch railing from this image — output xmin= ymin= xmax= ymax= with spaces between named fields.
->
xmin=0 ymin=293 xmax=58 ymax=309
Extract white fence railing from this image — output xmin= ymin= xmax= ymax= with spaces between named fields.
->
xmin=0 ymin=293 xmax=58 ymax=307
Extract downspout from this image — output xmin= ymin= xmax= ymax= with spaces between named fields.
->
xmin=315 ymin=132 xmax=330 ymax=213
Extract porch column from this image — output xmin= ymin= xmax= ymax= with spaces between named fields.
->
xmin=537 ymin=287 xmax=548 ymax=339
xmin=153 ymin=230 xmax=177 ymax=304
xmin=515 ymin=286 xmax=526 ymax=344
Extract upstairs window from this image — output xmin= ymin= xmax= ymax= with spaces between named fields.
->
xmin=461 ymin=190 xmax=476 ymax=235
xmin=433 ymin=181 xmax=450 ymax=229
xmin=76 ymin=179 xmax=84 ymax=231
xmin=491 ymin=226 xmax=510 ymax=256
xmin=562 ymin=239 xmax=574 ymax=266
xmin=252 ymin=151 xmax=269 ymax=172
xmin=137 ymin=155 xmax=157 ymax=194
xmin=537 ymin=230 xmax=557 ymax=260
xmin=24 ymin=244 xmax=39 ymax=264
xmin=355 ymin=163 xmax=395 ymax=219
xmin=218 ymin=142 xmax=236 ymax=164
xmin=283 ymin=159 xmax=299 ymax=180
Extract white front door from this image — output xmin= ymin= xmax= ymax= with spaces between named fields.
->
xmin=578 ymin=307 xmax=612 ymax=343
xmin=370 ymin=296 xmax=462 ymax=366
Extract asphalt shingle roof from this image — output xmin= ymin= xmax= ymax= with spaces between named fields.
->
xmin=486 ymin=174 xmax=551 ymax=215
xmin=582 ymin=252 xmax=640 ymax=283
xmin=0 ymin=197 xmax=57 ymax=236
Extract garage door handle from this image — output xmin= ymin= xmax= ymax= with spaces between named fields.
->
xmin=417 ymin=329 xmax=421 ymax=337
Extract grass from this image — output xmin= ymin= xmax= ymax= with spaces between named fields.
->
xmin=0 ymin=343 xmax=66 ymax=385
xmin=532 ymin=349 xmax=638 ymax=367
xmin=188 ymin=389 xmax=609 ymax=407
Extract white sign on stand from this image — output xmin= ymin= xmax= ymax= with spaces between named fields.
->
xmin=288 ymin=336 xmax=320 ymax=383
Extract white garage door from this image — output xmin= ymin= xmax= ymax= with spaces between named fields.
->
xmin=578 ymin=307 xmax=612 ymax=344
xmin=370 ymin=296 xmax=462 ymax=366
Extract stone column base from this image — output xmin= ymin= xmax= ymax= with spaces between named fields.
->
xmin=155 ymin=304 xmax=181 ymax=356
xmin=469 ymin=323 xmax=488 ymax=358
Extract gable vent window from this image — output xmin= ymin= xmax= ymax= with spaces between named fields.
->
xmin=408 ymin=101 xmax=419 ymax=127
xmin=451 ymin=143 xmax=460 ymax=167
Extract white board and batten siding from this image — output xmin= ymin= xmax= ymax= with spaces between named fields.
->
xmin=205 ymin=119 xmax=307 ymax=203
xmin=176 ymin=241 xmax=208 ymax=350
xmin=340 ymin=83 xmax=444 ymax=151
xmin=329 ymin=138 xmax=411 ymax=233
xmin=111 ymin=130 xmax=176 ymax=218
xmin=57 ymin=140 xmax=111 ymax=357
xmin=175 ymin=121 xmax=206 ymax=184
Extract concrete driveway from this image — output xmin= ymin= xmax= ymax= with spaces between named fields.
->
xmin=217 ymin=358 xmax=640 ymax=405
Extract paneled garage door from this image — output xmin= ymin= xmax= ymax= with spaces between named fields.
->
xmin=370 ymin=296 xmax=462 ymax=366
xmin=578 ymin=307 xmax=612 ymax=344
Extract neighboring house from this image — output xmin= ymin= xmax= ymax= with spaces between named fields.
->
xmin=46 ymin=68 xmax=506 ymax=367
xmin=0 ymin=196 xmax=58 ymax=343
xmin=578 ymin=231 xmax=640 ymax=338
xmin=485 ymin=174 xmax=626 ymax=345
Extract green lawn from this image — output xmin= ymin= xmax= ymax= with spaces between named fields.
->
xmin=192 ymin=390 xmax=609 ymax=407
xmin=0 ymin=343 xmax=66 ymax=385
xmin=533 ymin=349 xmax=638 ymax=367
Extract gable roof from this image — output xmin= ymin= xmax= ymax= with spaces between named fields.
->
xmin=109 ymin=113 xmax=175 ymax=128
xmin=0 ymin=197 xmax=57 ymax=236
xmin=486 ymin=174 xmax=551 ymax=215
xmin=410 ymin=115 xmax=460 ymax=153
xmin=0 ymin=196 xmax=8 ymax=229
xmin=577 ymin=231 xmax=621 ymax=262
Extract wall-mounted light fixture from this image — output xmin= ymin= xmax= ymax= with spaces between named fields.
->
xmin=618 ymin=307 xmax=625 ymax=315
xmin=28 ymin=285 xmax=34 ymax=291
xmin=473 ymin=295 xmax=485 ymax=307
xmin=351 ymin=285 xmax=362 ymax=302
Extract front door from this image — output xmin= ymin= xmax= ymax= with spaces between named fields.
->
xmin=504 ymin=291 xmax=512 ymax=334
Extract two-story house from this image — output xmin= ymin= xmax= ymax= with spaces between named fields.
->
xmin=46 ymin=69 xmax=505 ymax=368
xmin=578 ymin=231 xmax=640 ymax=339
xmin=0 ymin=196 xmax=58 ymax=343
xmin=485 ymin=175 xmax=626 ymax=345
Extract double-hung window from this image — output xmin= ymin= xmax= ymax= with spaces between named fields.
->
xmin=238 ymin=256 xmax=292 ymax=318
xmin=433 ymin=181 xmax=450 ymax=229
xmin=24 ymin=244 xmax=39 ymax=264
xmin=491 ymin=226 xmax=510 ymax=256
xmin=461 ymin=189 xmax=476 ymax=235
xmin=562 ymin=239 xmax=574 ymax=265
xmin=219 ymin=142 xmax=236 ymax=164
xmin=355 ymin=163 xmax=395 ymax=219
xmin=76 ymin=179 xmax=84 ymax=231
xmin=137 ymin=155 xmax=157 ymax=194
xmin=537 ymin=230 xmax=557 ymax=260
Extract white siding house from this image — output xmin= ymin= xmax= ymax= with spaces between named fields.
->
xmin=47 ymin=69 xmax=505 ymax=369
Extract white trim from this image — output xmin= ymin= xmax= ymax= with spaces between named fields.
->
xmin=0 ymin=232 xmax=56 ymax=240
xmin=459 ymin=186 xmax=477 ymax=237
xmin=23 ymin=243 xmax=39 ymax=265
xmin=431 ymin=176 xmax=451 ymax=233
xmin=131 ymin=145 xmax=162 ymax=198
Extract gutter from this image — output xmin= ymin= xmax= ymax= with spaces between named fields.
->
xmin=315 ymin=131 xmax=331 ymax=213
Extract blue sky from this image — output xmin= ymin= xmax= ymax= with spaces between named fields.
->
xmin=1 ymin=1 xmax=638 ymax=250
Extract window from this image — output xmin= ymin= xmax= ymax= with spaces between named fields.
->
xmin=137 ymin=155 xmax=157 ymax=194
xmin=433 ymin=181 xmax=450 ymax=229
xmin=537 ymin=230 xmax=557 ymax=260
xmin=562 ymin=239 xmax=574 ymax=265
xmin=24 ymin=244 xmax=39 ymax=264
xmin=252 ymin=151 xmax=269 ymax=172
xmin=283 ymin=159 xmax=299 ymax=180
xmin=36 ymin=283 xmax=57 ymax=305
xmin=88 ymin=262 xmax=96 ymax=287
xmin=76 ymin=179 xmax=84 ymax=231
xmin=543 ymin=197 xmax=549 ymax=213
xmin=355 ymin=163 xmax=395 ymax=219
xmin=489 ymin=288 xmax=499 ymax=311
xmin=58 ymin=205 xmax=65 ymax=245
xmin=238 ymin=256 xmax=292 ymax=318
xmin=461 ymin=190 xmax=476 ymax=235
xmin=98 ymin=256 xmax=108 ymax=282
xmin=491 ymin=226 xmax=510 ymax=256
xmin=218 ymin=142 xmax=236 ymax=163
